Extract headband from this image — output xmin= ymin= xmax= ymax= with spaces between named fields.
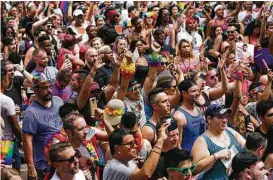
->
xmin=106 ymin=9 xmax=118 ymax=18
xmin=214 ymin=5 xmax=224 ymax=12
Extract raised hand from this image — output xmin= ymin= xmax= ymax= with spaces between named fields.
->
xmin=93 ymin=59 xmax=105 ymax=71
xmin=14 ymin=64 xmax=24 ymax=72
xmin=157 ymin=122 xmax=170 ymax=141
xmin=151 ymin=41 xmax=161 ymax=53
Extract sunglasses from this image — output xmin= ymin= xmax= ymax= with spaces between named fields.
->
xmin=169 ymin=163 xmax=196 ymax=175
xmin=47 ymin=25 xmax=53 ymax=28
xmin=111 ymin=14 xmax=120 ymax=18
xmin=55 ymin=149 xmax=81 ymax=163
xmin=120 ymin=140 xmax=136 ymax=148
xmin=128 ymin=84 xmax=141 ymax=92
xmin=227 ymin=31 xmax=235 ymax=34
xmin=161 ymin=62 xmax=169 ymax=66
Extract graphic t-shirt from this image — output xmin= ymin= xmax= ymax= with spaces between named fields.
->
xmin=22 ymin=96 xmax=63 ymax=171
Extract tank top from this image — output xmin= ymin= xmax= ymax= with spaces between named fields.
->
xmin=176 ymin=107 xmax=205 ymax=152
xmin=201 ymin=129 xmax=244 ymax=179
xmin=213 ymin=18 xmax=228 ymax=32
xmin=143 ymin=120 xmax=157 ymax=146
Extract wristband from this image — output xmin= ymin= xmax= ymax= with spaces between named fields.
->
xmin=120 ymin=59 xmax=136 ymax=78
xmin=153 ymin=145 xmax=162 ymax=150
xmin=147 ymin=52 xmax=163 ymax=67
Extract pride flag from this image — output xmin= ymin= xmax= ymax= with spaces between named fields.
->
xmin=1 ymin=140 xmax=14 ymax=165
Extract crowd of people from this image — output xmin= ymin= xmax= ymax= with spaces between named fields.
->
xmin=1 ymin=1 xmax=273 ymax=180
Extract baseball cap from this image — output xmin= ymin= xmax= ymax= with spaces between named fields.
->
xmin=186 ymin=17 xmax=197 ymax=24
xmin=229 ymin=152 xmax=260 ymax=180
xmin=205 ymin=104 xmax=232 ymax=117
xmin=33 ymin=73 xmax=54 ymax=88
xmin=73 ymin=9 xmax=83 ymax=17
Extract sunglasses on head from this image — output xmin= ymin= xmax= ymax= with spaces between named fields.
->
xmin=55 ymin=149 xmax=81 ymax=163
xmin=169 ymin=163 xmax=196 ymax=175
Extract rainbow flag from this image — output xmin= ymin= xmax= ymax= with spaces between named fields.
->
xmin=1 ymin=140 xmax=14 ymax=165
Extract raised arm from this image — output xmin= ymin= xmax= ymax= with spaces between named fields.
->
xmin=32 ymin=14 xmax=57 ymax=36
xmin=104 ymin=56 xmax=122 ymax=103
xmin=77 ymin=60 xmax=104 ymax=110
xmin=227 ymin=2 xmax=242 ymax=18
xmin=117 ymin=51 xmax=135 ymax=101
xmin=229 ymin=79 xmax=242 ymax=126
xmin=14 ymin=64 xmax=34 ymax=87
xmin=131 ymin=123 xmax=169 ymax=180
xmin=260 ymin=70 xmax=273 ymax=101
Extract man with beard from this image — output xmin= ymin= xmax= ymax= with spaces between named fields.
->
xmin=31 ymin=48 xmax=58 ymax=81
xmin=97 ymin=7 xmax=120 ymax=45
xmin=172 ymin=80 xmax=205 ymax=151
xmin=22 ymin=73 xmax=63 ymax=180
xmin=38 ymin=35 xmax=57 ymax=68
xmin=49 ymin=142 xmax=86 ymax=180
xmin=142 ymin=88 xmax=171 ymax=146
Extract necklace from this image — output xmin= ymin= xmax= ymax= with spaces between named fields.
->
xmin=6 ymin=80 xmax=13 ymax=91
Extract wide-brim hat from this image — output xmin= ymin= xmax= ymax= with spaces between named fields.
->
xmin=104 ymin=99 xmax=125 ymax=126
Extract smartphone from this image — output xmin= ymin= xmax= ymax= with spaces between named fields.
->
xmin=168 ymin=120 xmax=178 ymax=132
xmin=89 ymin=97 xmax=97 ymax=117
xmin=245 ymin=115 xmax=250 ymax=132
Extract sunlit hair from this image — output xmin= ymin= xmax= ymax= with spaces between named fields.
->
xmin=176 ymin=39 xmax=194 ymax=59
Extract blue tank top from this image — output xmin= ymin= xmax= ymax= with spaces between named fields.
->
xmin=176 ymin=107 xmax=205 ymax=152
xmin=201 ymin=129 xmax=244 ymax=180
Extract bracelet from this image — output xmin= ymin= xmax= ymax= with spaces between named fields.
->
xmin=153 ymin=145 xmax=162 ymax=150
xmin=89 ymin=72 xmax=96 ymax=78
xmin=234 ymin=96 xmax=241 ymax=100
xmin=152 ymin=150 xmax=161 ymax=155
xmin=213 ymin=153 xmax=217 ymax=161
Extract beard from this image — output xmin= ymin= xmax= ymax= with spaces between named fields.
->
xmin=41 ymin=92 xmax=53 ymax=101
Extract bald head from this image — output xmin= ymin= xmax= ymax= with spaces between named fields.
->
xmin=85 ymin=47 xmax=99 ymax=67
xmin=259 ymin=75 xmax=268 ymax=85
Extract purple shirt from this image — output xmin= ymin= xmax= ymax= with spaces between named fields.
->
xmin=52 ymin=82 xmax=72 ymax=103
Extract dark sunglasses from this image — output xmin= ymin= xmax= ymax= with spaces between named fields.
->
xmin=227 ymin=30 xmax=235 ymax=34
xmin=161 ymin=62 xmax=169 ymax=66
xmin=111 ymin=14 xmax=119 ymax=18
xmin=47 ymin=25 xmax=53 ymax=28
xmin=55 ymin=149 xmax=81 ymax=163
xmin=120 ymin=140 xmax=136 ymax=148
xmin=169 ymin=163 xmax=196 ymax=175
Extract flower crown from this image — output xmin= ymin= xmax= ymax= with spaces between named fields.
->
xmin=104 ymin=107 xmax=124 ymax=117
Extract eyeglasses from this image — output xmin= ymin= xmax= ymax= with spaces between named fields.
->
xmin=55 ymin=149 xmax=81 ymax=163
xmin=210 ymin=75 xmax=217 ymax=80
xmin=38 ymin=85 xmax=53 ymax=91
xmin=169 ymin=163 xmax=196 ymax=175
xmin=120 ymin=140 xmax=136 ymax=148
xmin=47 ymin=25 xmax=53 ymax=28
xmin=227 ymin=31 xmax=235 ymax=34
